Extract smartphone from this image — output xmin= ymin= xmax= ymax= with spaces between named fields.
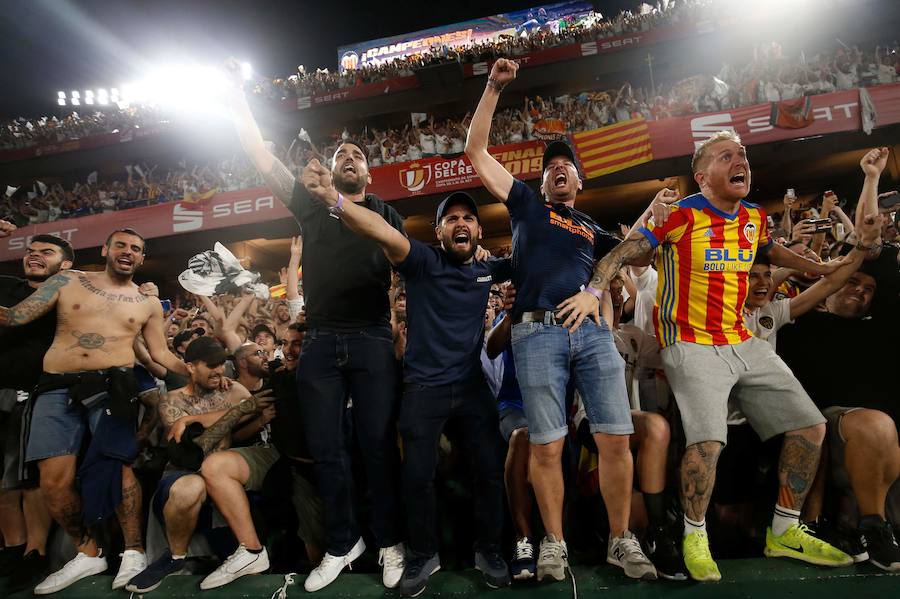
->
xmin=786 ymin=188 xmax=796 ymax=199
xmin=807 ymin=218 xmax=832 ymax=233
xmin=160 ymin=299 xmax=172 ymax=313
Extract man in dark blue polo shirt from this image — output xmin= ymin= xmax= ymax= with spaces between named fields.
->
xmin=301 ymin=158 xmax=512 ymax=597
xmin=465 ymin=58 xmax=657 ymax=582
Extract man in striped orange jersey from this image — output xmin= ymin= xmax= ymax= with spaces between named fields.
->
xmin=557 ymin=130 xmax=855 ymax=581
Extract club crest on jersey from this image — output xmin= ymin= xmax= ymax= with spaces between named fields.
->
xmin=743 ymin=222 xmax=758 ymax=243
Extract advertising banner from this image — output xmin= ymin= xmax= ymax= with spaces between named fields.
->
xmin=337 ymin=2 xmax=594 ymax=72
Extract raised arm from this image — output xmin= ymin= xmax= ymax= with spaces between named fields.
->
xmin=286 ymin=236 xmax=302 ymax=301
xmin=464 ymin=59 xmax=518 ymax=202
xmin=855 ymin=147 xmax=889 ymax=228
xmin=143 ymin=298 xmax=189 ymax=375
xmin=0 ymin=271 xmax=70 ymax=326
xmin=219 ymin=291 xmax=255 ymax=353
xmin=301 ymin=159 xmax=410 ymax=264
xmin=223 ymin=58 xmax=297 ymax=209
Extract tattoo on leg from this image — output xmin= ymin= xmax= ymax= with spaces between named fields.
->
xmin=778 ymin=433 xmax=821 ymax=510
xmin=680 ymin=441 xmax=721 ymax=521
xmin=59 ymin=499 xmax=90 ymax=547
xmin=116 ymin=479 xmax=143 ymax=550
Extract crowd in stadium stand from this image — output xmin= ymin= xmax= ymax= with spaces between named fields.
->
xmin=0 ymin=107 xmax=163 ymax=152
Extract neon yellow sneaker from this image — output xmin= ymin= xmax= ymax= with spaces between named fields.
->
xmin=764 ymin=524 xmax=853 ymax=566
xmin=682 ymin=531 xmax=721 ymax=582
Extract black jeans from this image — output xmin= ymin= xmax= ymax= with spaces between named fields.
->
xmin=297 ymin=327 xmax=402 ymax=555
xmin=399 ymin=376 xmax=505 ymax=558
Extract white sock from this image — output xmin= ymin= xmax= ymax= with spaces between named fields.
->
xmin=772 ymin=505 xmax=800 ymax=536
xmin=171 ymin=554 xmax=186 ymax=560
xmin=683 ymin=515 xmax=707 ymax=537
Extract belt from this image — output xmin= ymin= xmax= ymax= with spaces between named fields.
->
xmin=512 ymin=310 xmax=561 ymax=326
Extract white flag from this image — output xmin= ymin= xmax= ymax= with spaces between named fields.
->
xmin=125 ymin=165 xmax=134 ymax=175
xmin=36 ymin=180 xmax=47 ymax=195
xmin=410 ymin=112 xmax=428 ymax=126
xmin=297 ymin=128 xmax=311 ymax=143
xmin=87 ymin=171 xmax=98 ymax=184
xmin=5 ymin=186 xmax=17 ymax=198
xmin=860 ymin=87 xmax=877 ymax=135
xmin=27 ymin=191 xmax=36 ymax=200
xmin=134 ymin=165 xmax=145 ymax=178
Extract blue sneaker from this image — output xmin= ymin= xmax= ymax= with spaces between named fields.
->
xmin=511 ymin=537 xmax=536 ymax=581
xmin=124 ymin=549 xmax=185 ymax=593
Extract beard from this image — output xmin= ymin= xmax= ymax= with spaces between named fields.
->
xmin=24 ymin=262 xmax=62 ymax=282
xmin=333 ymin=171 xmax=367 ymax=195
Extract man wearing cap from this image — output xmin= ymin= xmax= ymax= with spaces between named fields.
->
xmin=227 ymin=59 xmax=406 ymax=592
xmin=251 ymin=324 xmax=277 ymax=360
xmin=465 ymin=58 xmax=656 ymax=581
xmin=125 ymin=337 xmax=274 ymax=593
xmin=303 ymin=159 xmax=513 ymax=596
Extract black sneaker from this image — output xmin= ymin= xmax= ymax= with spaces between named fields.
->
xmin=647 ymin=526 xmax=688 ymax=581
xmin=4 ymin=550 xmax=49 ymax=593
xmin=400 ymin=554 xmax=440 ymax=597
xmin=0 ymin=543 xmax=25 ymax=576
xmin=475 ymin=549 xmax=511 ymax=588
xmin=861 ymin=519 xmax=900 ymax=572
xmin=510 ymin=537 xmax=536 ymax=581
xmin=807 ymin=520 xmax=868 ymax=563
xmin=123 ymin=549 xmax=185 ymax=593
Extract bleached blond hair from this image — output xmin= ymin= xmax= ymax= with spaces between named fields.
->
xmin=691 ymin=130 xmax=743 ymax=173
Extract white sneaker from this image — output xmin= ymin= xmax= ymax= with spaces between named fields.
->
xmin=199 ymin=545 xmax=269 ymax=590
xmin=607 ymin=530 xmax=658 ymax=580
xmin=304 ymin=537 xmax=366 ymax=592
xmin=378 ymin=542 xmax=405 ymax=589
xmin=34 ymin=551 xmax=108 ymax=595
xmin=112 ymin=549 xmax=148 ymax=590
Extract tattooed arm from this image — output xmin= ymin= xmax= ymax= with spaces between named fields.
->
xmin=194 ymin=389 xmax=273 ymax=455
xmin=555 ymin=235 xmax=655 ymax=332
xmin=0 ymin=271 xmax=70 ymax=326
xmin=223 ymin=64 xmax=297 ymax=209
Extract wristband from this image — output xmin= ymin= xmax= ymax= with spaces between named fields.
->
xmin=855 ymin=241 xmax=877 ymax=252
xmin=486 ymin=77 xmax=506 ymax=92
xmin=328 ymin=193 xmax=345 ymax=217
xmin=584 ymin=286 xmax=604 ymax=301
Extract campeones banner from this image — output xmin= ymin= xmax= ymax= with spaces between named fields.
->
xmin=336 ymin=1 xmax=593 ymax=72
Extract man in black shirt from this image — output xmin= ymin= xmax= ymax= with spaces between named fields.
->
xmin=225 ymin=60 xmax=404 ymax=592
xmin=0 ymin=232 xmax=72 ymax=591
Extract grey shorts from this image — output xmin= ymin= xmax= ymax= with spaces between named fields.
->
xmin=498 ymin=406 xmax=528 ymax=443
xmin=228 ymin=445 xmax=280 ymax=491
xmin=661 ymin=337 xmax=824 ymax=447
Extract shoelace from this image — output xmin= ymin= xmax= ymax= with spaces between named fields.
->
xmin=539 ymin=540 xmax=563 ymax=563
xmin=313 ymin=552 xmax=344 ymax=575
xmin=515 ymin=539 xmax=534 ymax=561
xmin=270 ymin=572 xmax=297 ymax=599
xmin=684 ymin=533 xmax=713 ymax=560
xmin=618 ymin=535 xmax=651 ymax=564
xmin=379 ymin=547 xmax=404 ymax=569
xmin=794 ymin=524 xmax=835 ymax=550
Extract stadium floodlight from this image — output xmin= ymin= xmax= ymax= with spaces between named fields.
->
xmin=58 ymin=98 xmax=66 ymax=106
xmin=84 ymin=90 xmax=94 ymax=105
xmin=241 ymin=62 xmax=252 ymax=80
xmin=97 ymin=88 xmax=109 ymax=105
xmin=57 ymin=91 xmax=66 ymax=99
xmin=71 ymin=91 xmax=80 ymax=106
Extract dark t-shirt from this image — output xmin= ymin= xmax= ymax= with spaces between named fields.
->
xmin=0 ymin=276 xmax=57 ymax=391
xmin=396 ymin=239 xmax=512 ymax=386
xmin=289 ymin=182 xmax=405 ymax=332
xmin=505 ymin=180 xmax=620 ymax=316
xmin=777 ymin=310 xmax=898 ymax=428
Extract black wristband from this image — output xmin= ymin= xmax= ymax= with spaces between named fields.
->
xmin=487 ymin=77 xmax=506 ymax=92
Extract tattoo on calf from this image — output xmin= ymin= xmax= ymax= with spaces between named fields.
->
xmin=60 ymin=499 xmax=90 ymax=547
xmin=777 ymin=433 xmax=821 ymax=510
xmin=116 ymin=479 xmax=143 ymax=550
xmin=680 ymin=442 xmax=721 ymax=521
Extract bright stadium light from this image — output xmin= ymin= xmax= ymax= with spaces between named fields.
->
xmin=120 ymin=63 xmax=228 ymax=113
xmin=97 ymin=88 xmax=109 ymax=105
xmin=241 ymin=62 xmax=252 ymax=80
xmin=57 ymin=91 xmax=66 ymax=99
xmin=58 ymin=98 xmax=66 ymax=106
xmin=71 ymin=91 xmax=80 ymax=106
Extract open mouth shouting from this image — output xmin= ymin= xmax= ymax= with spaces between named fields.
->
xmin=451 ymin=228 xmax=471 ymax=249
xmin=116 ymin=256 xmax=134 ymax=269
xmin=728 ymin=169 xmax=748 ymax=192
xmin=553 ymin=171 xmax=568 ymax=190
xmin=341 ymin=160 xmax=357 ymax=176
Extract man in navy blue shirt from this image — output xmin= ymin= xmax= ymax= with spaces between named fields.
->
xmin=465 ymin=58 xmax=657 ymax=582
xmin=301 ymin=159 xmax=512 ymax=597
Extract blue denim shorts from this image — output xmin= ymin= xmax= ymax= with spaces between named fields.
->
xmin=25 ymin=388 xmax=108 ymax=462
xmin=511 ymin=318 xmax=634 ymax=444
xmin=498 ymin=406 xmax=528 ymax=443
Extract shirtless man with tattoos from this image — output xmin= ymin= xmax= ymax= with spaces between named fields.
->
xmin=0 ymin=228 xmax=188 ymax=594
xmin=560 ymin=130 xmax=854 ymax=581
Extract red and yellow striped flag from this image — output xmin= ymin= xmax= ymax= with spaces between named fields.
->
xmin=572 ymin=117 xmax=653 ymax=179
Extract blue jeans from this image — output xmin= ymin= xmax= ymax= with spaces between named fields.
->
xmin=398 ymin=377 xmax=505 ymax=558
xmin=511 ymin=318 xmax=633 ymax=444
xmin=296 ymin=327 xmax=402 ymax=555
xmin=26 ymin=389 xmax=108 ymax=461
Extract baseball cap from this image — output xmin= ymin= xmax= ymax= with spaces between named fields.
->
xmin=183 ymin=336 xmax=229 ymax=367
xmin=174 ymin=327 xmax=205 ymax=350
xmin=542 ymin=140 xmax=578 ymax=173
xmin=435 ymin=191 xmax=479 ymax=225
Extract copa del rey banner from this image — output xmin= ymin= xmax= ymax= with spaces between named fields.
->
xmin=366 ymin=140 xmax=546 ymax=199
xmin=0 ymin=188 xmax=292 ymax=263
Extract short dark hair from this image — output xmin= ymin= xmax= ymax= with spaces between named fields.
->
xmin=333 ymin=140 xmax=369 ymax=165
xmin=753 ymin=252 xmax=771 ymax=267
xmin=105 ymin=228 xmax=146 ymax=253
xmin=288 ymin=322 xmax=307 ymax=334
xmin=29 ymin=234 xmax=74 ymax=263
